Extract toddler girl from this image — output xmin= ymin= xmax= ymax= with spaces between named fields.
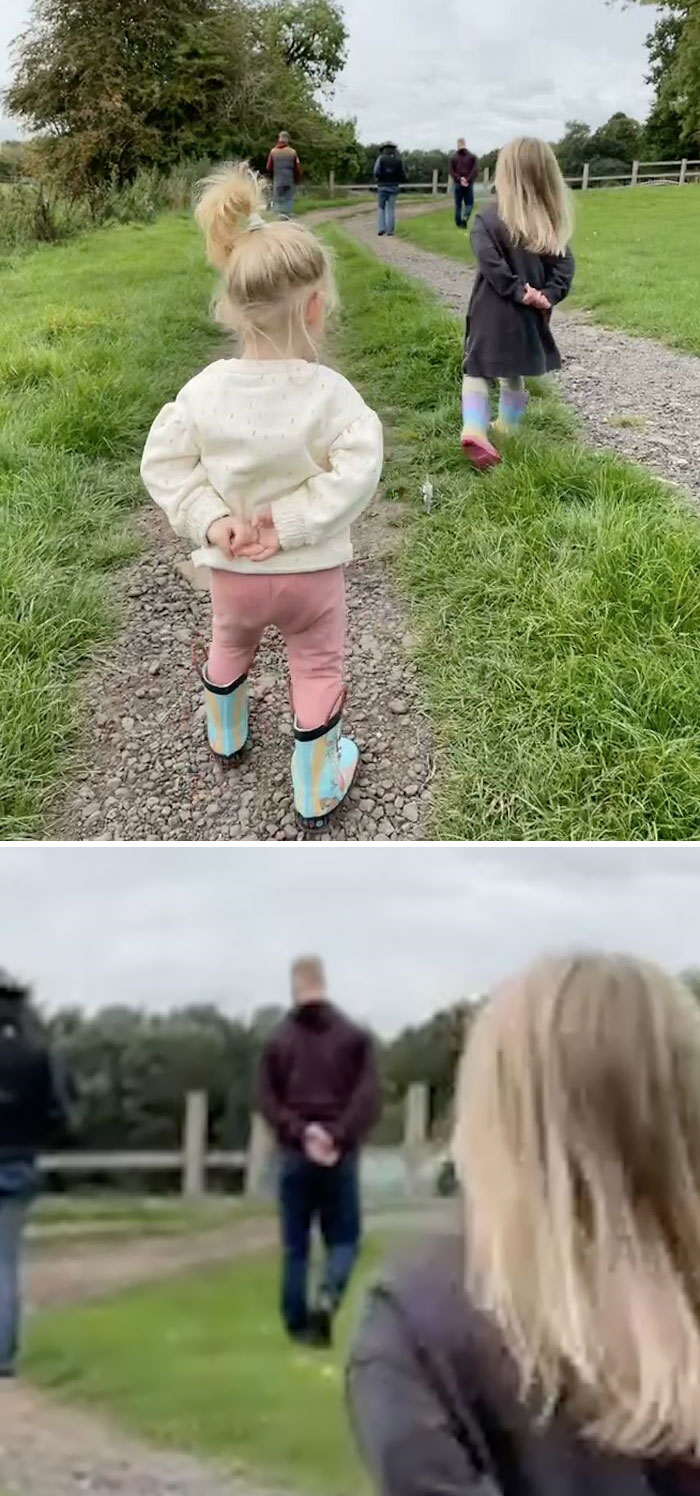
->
xmin=141 ymin=164 xmax=383 ymax=831
xmin=460 ymin=137 xmax=575 ymax=469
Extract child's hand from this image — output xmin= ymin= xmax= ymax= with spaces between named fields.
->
xmin=234 ymin=506 xmax=282 ymax=563
xmin=522 ymin=283 xmax=551 ymax=312
xmin=206 ymin=515 xmax=257 ymax=555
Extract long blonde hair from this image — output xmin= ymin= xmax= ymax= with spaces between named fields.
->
xmin=194 ymin=162 xmax=336 ymax=357
xmin=453 ymin=952 xmax=700 ymax=1459
xmin=495 ymin=137 xmax=573 ymax=256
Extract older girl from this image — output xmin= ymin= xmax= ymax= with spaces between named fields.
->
xmin=141 ymin=165 xmax=383 ymax=832
xmin=350 ymin=953 xmax=700 ymax=1496
xmin=461 ymin=137 xmax=575 ymax=469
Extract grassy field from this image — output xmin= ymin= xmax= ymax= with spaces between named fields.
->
xmin=26 ymin=1250 xmax=373 ymax=1494
xmin=395 ymin=186 xmax=700 ymax=353
xmin=0 ymin=215 xmax=218 ymax=838
xmin=327 ymin=228 xmax=700 ymax=840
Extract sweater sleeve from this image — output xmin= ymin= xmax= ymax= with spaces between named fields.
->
xmin=470 ymin=213 xmax=526 ymax=303
xmin=140 ymin=398 xmax=231 ymax=547
xmin=348 ymin=1287 xmax=501 ymax=1496
xmin=268 ymin=407 xmax=384 ymax=553
xmin=258 ymin=1038 xmax=305 ymax=1147
xmin=328 ymin=1033 xmax=381 ymax=1151
xmin=541 ymin=246 xmax=575 ymax=307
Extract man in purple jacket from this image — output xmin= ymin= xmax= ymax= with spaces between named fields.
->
xmin=450 ymin=137 xmax=479 ymax=229
xmin=259 ymin=955 xmax=381 ymax=1347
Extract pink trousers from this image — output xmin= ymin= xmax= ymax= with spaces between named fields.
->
xmin=208 ymin=567 xmax=346 ymax=730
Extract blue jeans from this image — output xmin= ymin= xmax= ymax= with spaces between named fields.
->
xmin=278 ymin=1150 xmax=361 ymax=1336
xmin=377 ymin=188 xmax=399 ymax=235
xmin=273 ymin=186 xmax=295 ymax=218
xmin=454 ymin=183 xmax=474 ymax=226
xmin=0 ymin=1197 xmax=28 ymax=1374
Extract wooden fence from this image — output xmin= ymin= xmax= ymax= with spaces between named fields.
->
xmin=328 ymin=158 xmax=700 ymax=197
xmin=39 ymin=1083 xmax=434 ymax=1202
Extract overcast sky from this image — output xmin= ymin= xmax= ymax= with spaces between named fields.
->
xmin=1 ymin=0 xmax=657 ymax=149
xmin=0 ymin=845 xmax=697 ymax=1035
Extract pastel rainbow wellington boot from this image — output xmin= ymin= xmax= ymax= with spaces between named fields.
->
xmin=202 ymin=668 xmax=250 ymax=765
xmin=494 ymin=385 xmax=529 ymax=436
xmin=292 ymin=708 xmax=360 ymax=832
xmin=460 ymin=383 xmax=501 ymax=470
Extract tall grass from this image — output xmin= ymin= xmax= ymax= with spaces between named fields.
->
xmin=0 ymin=162 xmax=209 ymax=256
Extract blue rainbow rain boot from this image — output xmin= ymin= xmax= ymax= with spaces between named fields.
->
xmin=461 ymin=382 xmax=501 ymax=470
xmin=494 ymin=385 xmax=529 ymax=436
xmin=202 ymin=669 xmax=250 ymax=764
xmin=292 ymin=709 xmax=359 ymax=832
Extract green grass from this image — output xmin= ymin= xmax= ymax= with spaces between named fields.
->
xmin=325 ymin=227 xmax=700 ymax=840
xmin=26 ymin=1250 xmax=373 ymax=1494
xmin=0 ymin=215 xmax=219 ymax=838
xmin=395 ymin=186 xmax=700 ymax=353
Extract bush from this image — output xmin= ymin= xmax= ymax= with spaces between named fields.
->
xmin=0 ymin=160 xmax=212 ymax=256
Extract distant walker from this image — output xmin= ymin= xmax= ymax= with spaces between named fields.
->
xmin=259 ymin=955 xmax=381 ymax=1347
xmin=451 ymin=136 xmax=479 ymax=230
xmin=266 ymin=130 xmax=302 ymax=217
xmin=373 ymin=142 xmax=407 ymax=238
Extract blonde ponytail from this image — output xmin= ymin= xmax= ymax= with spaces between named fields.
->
xmin=193 ymin=160 xmax=336 ymax=358
xmin=195 ymin=163 xmax=269 ymax=271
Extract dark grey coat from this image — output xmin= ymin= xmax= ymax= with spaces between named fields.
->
xmin=348 ymin=1238 xmax=700 ymax=1496
xmin=463 ymin=203 xmax=575 ymax=380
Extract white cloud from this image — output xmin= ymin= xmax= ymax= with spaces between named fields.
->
xmin=0 ymin=844 xmax=697 ymax=1036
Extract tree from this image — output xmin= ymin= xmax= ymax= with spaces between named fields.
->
xmin=589 ymin=111 xmax=643 ymax=165
xmin=4 ymin=0 xmax=360 ymax=193
xmin=553 ymin=120 xmax=592 ymax=177
xmin=614 ymin=0 xmax=700 ymax=151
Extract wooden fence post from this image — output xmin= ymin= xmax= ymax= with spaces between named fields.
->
xmin=631 ymin=160 xmax=639 ymax=187
xmin=182 ymin=1091 xmax=207 ymax=1200
xmin=403 ymin=1083 xmax=429 ymax=1195
xmin=431 ymin=168 xmax=439 ymax=197
xmin=581 ymin=162 xmax=590 ymax=191
xmin=680 ymin=158 xmax=688 ymax=185
xmin=246 ymin=1113 xmax=272 ymax=1198
xmin=329 ymin=169 xmax=336 ymax=197
xmin=483 ymin=166 xmax=490 ymax=188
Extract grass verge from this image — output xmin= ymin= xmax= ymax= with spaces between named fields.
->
xmin=26 ymin=1250 xmax=372 ymax=1495
xmin=0 ymin=214 xmax=218 ymax=839
xmin=395 ymin=186 xmax=700 ymax=353
xmin=325 ymin=227 xmax=700 ymax=840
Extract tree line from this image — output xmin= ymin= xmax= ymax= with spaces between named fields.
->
xmin=2 ymin=0 xmax=698 ymax=197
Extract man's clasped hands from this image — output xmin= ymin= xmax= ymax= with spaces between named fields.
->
xmin=303 ymin=1122 xmax=340 ymax=1168
xmin=207 ymin=505 xmax=281 ymax=563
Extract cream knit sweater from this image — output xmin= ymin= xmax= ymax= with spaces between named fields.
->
xmin=140 ymin=357 xmax=384 ymax=575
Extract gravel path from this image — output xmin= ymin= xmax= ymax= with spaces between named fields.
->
xmin=343 ymin=212 xmax=700 ymax=502
xmin=24 ymin=1217 xmax=276 ymax=1311
xmin=0 ymin=1385 xmax=283 ymax=1496
xmin=53 ymin=463 xmax=433 ymax=844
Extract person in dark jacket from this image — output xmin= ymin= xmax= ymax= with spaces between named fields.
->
xmin=450 ymin=138 xmax=479 ymax=229
xmin=349 ymin=952 xmax=700 ymax=1496
xmin=460 ymin=136 xmax=575 ymax=470
xmin=259 ymin=954 xmax=381 ymax=1346
xmin=0 ymin=971 xmax=69 ymax=1377
xmin=373 ymin=143 xmax=406 ymax=237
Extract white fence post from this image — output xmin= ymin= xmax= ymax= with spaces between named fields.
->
xmin=581 ymin=162 xmax=590 ymax=191
xmin=631 ymin=160 xmax=639 ymax=187
xmin=246 ymin=1113 xmax=272 ymax=1198
xmin=432 ymin=168 xmax=439 ymax=197
xmin=404 ymin=1083 xmax=429 ymax=1195
xmin=182 ymin=1091 xmax=207 ymax=1200
xmin=680 ymin=158 xmax=688 ymax=185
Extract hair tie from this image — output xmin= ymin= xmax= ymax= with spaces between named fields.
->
xmin=246 ymin=213 xmax=267 ymax=232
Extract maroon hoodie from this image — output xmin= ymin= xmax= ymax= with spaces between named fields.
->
xmin=258 ymin=1001 xmax=381 ymax=1153
xmin=450 ymin=148 xmax=479 ymax=185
